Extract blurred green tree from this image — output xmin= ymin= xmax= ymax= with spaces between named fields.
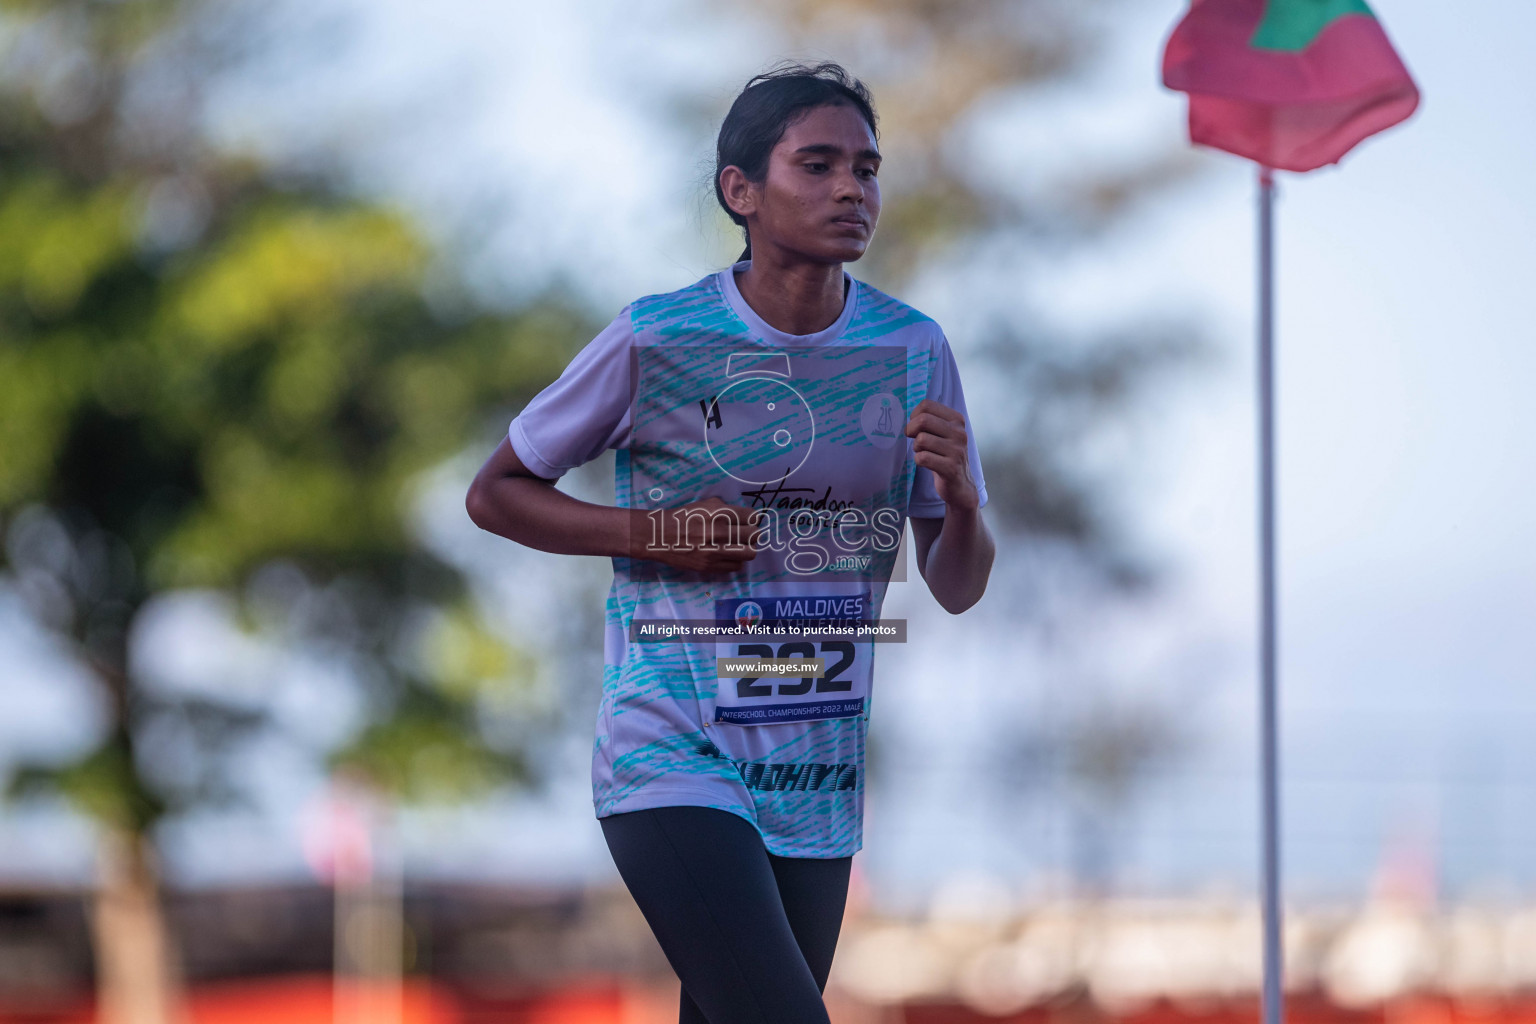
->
xmin=0 ymin=1 xmax=600 ymax=1020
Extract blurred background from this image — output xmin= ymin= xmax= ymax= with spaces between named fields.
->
xmin=2 ymin=0 xmax=1533 ymax=1022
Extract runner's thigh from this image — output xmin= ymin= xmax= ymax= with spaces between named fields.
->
xmin=679 ymin=848 xmax=852 ymax=1024
xmin=768 ymin=850 xmax=852 ymax=991
xmin=600 ymin=805 xmax=831 ymax=1024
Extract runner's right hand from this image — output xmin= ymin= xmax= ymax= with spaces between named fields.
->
xmin=639 ymin=496 xmax=766 ymax=575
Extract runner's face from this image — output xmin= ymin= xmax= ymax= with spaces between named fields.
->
xmin=753 ymin=103 xmax=880 ymax=263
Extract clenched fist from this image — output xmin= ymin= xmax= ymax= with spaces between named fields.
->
xmin=904 ymin=399 xmax=979 ymax=512
xmin=639 ymin=496 xmax=767 ymax=576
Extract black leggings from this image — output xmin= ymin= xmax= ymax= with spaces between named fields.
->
xmin=599 ymin=805 xmax=853 ymax=1024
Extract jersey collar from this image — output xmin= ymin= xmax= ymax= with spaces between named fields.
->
xmin=718 ymin=259 xmax=858 ymax=346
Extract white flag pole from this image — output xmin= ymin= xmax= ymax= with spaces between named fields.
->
xmin=1256 ymin=163 xmax=1285 ymax=1024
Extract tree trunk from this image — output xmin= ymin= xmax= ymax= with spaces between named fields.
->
xmin=90 ymin=827 xmax=188 ymax=1024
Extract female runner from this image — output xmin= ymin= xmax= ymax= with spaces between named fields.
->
xmin=467 ymin=60 xmax=994 ymax=1024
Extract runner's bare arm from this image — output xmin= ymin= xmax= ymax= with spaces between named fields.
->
xmin=466 ymin=438 xmax=762 ymax=572
xmin=910 ymin=512 xmax=993 ymax=613
xmin=906 ymin=398 xmax=994 ymax=613
xmin=466 ymin=437 xmax=640 ymax=557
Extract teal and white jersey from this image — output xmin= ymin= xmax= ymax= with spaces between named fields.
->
xmin=508 ymin=259 xmax=987 ymax=858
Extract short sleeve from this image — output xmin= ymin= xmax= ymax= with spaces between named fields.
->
xmin=508 ymin=305 xmax=635 ymax=481
xmin=907 ymin=330 xmax=989 ymax=518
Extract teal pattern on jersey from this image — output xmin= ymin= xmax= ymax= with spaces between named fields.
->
xmin=592 ymin=266 xmax=949 ymax=858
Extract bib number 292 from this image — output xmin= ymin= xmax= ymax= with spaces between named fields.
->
xmin=732 ymin=641 xmax=856 ymax=697
xmin=713 ymin=593 xmax=871 ymax=725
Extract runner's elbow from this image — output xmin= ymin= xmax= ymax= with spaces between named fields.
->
xmin=465 ymin=474 xmax=499 ymax=532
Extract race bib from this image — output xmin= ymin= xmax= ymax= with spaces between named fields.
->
xmin=713 ymin=593 xmax=872 ymax=725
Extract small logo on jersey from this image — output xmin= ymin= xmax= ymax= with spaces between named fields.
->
xmin=860 ymin=393 xmax=902 ymax=449
xmin=734 ymin=601 xmax=764 ymax=628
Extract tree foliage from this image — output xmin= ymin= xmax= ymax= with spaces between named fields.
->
xmin=0 ymin=0 xmax=598 ymax=832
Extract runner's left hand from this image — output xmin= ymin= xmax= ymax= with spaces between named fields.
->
xmin=904 ymin=399 xmax=980 ymax=513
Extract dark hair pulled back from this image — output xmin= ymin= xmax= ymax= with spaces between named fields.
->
xmin=714 ymin=60 xmax=879 ymax=264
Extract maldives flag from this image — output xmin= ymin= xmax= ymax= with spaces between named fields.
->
xmin=1162 ymin=0 xmax=1419 ymax=172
